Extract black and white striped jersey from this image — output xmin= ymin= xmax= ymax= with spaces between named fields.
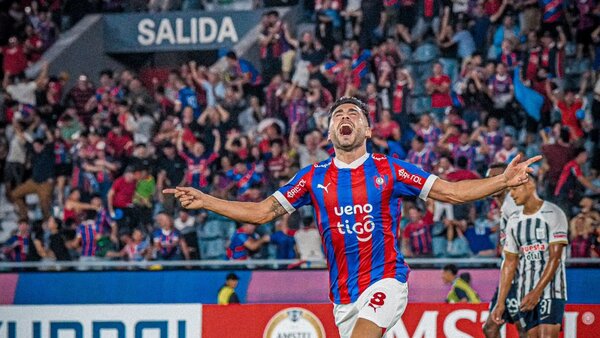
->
xmin=504 ymin=201 xmax=569 ymax=300
xmin=499 ymin=194 xmax=522 ymax=248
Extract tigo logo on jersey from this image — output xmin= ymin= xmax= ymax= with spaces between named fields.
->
xmin=335 ymin=204 xmax=376 ymax=242
xmin=372 ymin=154 xmax=387 ymax=161
xmin=397 ymin=168 xmax=423 ymax=185
xmin=334 ymin=204 xmax=374 ymax=216
xmin=287 ymin=179 xmax=306 ymax=199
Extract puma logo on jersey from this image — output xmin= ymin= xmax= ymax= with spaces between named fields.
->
xmin=317 ymin=183 xmax=331 ymax=193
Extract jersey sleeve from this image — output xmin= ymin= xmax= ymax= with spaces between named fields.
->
xmin=239 ymin=233 xmax=250 ymax=246
xmin=570 ymin=163 xmax=583 ymax=178
xmin=272 ymin=165 xmax=314 ymax=214
xmin=389 ymin=158 xmax=438 ymax=201
xmin=152 ymin=229 xmax=161 ymax=243
xmin=503 ymin=216 xmax=519 ymax=254
xmin=548 ymin=205 xmax=569 ymax=244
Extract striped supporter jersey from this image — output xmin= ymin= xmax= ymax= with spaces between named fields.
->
xmin=77 ymin=220 xmax=99 ymax=257
xmin=273 ymin=153 xmax=438 ymax=304
xmin=504 ymin=201 xmax=568 ymax=300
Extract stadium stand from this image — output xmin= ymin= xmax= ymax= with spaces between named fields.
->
xmin=0 ymin=0 xmax=600 ymax=267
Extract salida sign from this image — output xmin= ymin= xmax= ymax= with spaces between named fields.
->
xmin=104 ymin=10 xmax=261 ymax=53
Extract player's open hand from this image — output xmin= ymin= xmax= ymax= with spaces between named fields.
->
xmin=490 ymin=304 xmax=506 ymax=325
xmin=520 ymin=290 xmax=541 ymax=312
xmin=162 ymin=187 xmax=205 ymax=210
xmin=503 ymin=154 xmax=542 ymax=187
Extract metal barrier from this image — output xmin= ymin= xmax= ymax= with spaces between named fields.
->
xmin=0 ymin=257 xmax=598 ymax=270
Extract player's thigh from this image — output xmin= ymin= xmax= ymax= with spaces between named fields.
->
xmin=538 ymin=299 xmax=565 ymax=333
xmin=526 ymin=326 xmax=540 ymax=338
xmin=538 ymin=324 xmax=561 ymax=338
xmin=505 ymin=284 xmax=522 ymax=324
xmin=520 ymin=299 xmax=565 ymax=334
xmin=356 ymin=278 xmax=408 ymax=333
xmin=333 ymin=303 xmax=359 ymax=338
xmin=351 ymin=318 xmax=386 ymax=338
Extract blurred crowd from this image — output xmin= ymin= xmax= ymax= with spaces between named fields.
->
xmin=0 ymin=0 xmax=600 ymax=266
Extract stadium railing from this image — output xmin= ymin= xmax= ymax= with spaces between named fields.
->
xmin=0 ymin=257 xmax=598 ymax=270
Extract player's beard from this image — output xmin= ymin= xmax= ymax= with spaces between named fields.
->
xmin=330 ymin=124 xmax=367 ymax=152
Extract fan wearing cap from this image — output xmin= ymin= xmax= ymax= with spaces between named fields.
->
xmin=1 ymin=36 xmax=27 ymax=75
xmin=166 ymin=97 xmax=541 ymax=338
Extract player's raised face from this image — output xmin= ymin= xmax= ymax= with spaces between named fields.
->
xmin=328 ymin=103 xmax=371 ymax=152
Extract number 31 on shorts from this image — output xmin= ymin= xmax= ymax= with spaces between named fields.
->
xmin=368 ymin=292 xmax=387 ymax=312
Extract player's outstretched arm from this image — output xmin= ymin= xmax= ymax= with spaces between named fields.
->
xmin=162 ymin=187 xmax=287 ymax=225
xmin=491 ymin=252 xmax=518 ymax=325
xmin=428 ymin=154 xmax=542 ymax=204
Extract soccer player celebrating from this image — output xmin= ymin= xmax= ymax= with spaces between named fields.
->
xmin=491 ymin=174 xmax=568 ymax=338
xmin=483 ymin=163 xmax=526 ymax=338
xmin=164 ymin=97 xmax=540 ymax=338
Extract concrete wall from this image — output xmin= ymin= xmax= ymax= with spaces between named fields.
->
xmin=27 ymin=15 xmax=127 ymax=90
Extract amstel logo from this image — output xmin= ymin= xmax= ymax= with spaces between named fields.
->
xmin=263 ymin=307 xmax=326 ymax=338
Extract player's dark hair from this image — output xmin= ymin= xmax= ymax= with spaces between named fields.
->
xmin=443 ymin=264 xmax=458 ymax=276
xmin=328 ymin=97 xmax=370 ymax=125
xmin=459 ymin=272 xmax=471 ymax=284
xmin=414 ymin=136 xmax=425 ymax=144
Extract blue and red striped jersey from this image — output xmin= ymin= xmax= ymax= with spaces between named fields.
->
xmin=95 ymin=208 xmax=113 ymax=236
xmin=152 ymin=228 xmax=182 ymax=259
xmin=77 ymin=221 xmax=99 ymax=257
xmin=4 ymin=234 xmax=30 ymax=262
xmin=227 ymin=229 xmax=257 ymax=260
xmin=273 ymin=153 xmax=438 ymax=304
xmin=407 ymin=148 xmax=437 ymax=173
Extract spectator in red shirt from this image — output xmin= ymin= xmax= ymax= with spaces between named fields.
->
xmin=374 ymin=109 xmax=400 ymax=140
xmin=547 ymin=72 xmax=591 ymax=141
xmin=446 ymin=156 xmax=481 ymax=182
xmin=541 ymin=127 xmax=574 ymax=196
xmin=106 ymin=123 xmax=133 ymax=159
xmin=107 ymin=166 xmax=139 ymax=232
xmin=1 ymin=36 xmax=28 ymax=75
xmin=23 ymin=25 xmax=43 ymax=64
xmin=64 ymin=74 xmax=96 ymax=123
xmin=402 ymin=200 xmax=435 ymax=257
xmin=426 ymin=62 xmax=452 ymax=120
xmin=554 ymin=148 xmax=600 ymax=216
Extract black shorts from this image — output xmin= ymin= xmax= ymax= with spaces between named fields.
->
xmin=489 ymin=283 xmax=520 ymax=324
xmin=519 ymin=298 xmax=566 ymax=331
